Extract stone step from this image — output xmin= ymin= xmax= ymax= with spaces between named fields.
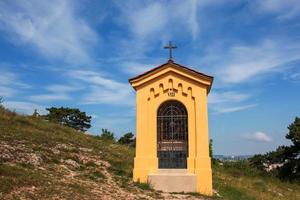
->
xmin=157 ymin=169 xmax=188 ymax=174
xmin=148 ymin=171 xmax=196 ymax=193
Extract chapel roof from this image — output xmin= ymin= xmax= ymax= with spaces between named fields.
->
xmin=128 ymin=59 xmax=214 ymax=92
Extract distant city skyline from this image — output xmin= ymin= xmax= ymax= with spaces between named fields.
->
xmin=0 ymin=0 xmax=299 ymax=155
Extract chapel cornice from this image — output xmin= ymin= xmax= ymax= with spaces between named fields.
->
xmin=129 ymin=61 xmax=213 ymax=93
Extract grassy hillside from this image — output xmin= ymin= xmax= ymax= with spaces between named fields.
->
xmin=0 ymin=106 xmax=299 ymax=199
xmin=213 ymin=162 xmax=300 ymax=200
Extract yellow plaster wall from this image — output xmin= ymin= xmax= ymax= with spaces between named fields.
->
xmin=131 ymin=65 xmax=212 ymax=196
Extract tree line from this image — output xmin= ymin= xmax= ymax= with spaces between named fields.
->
xmin=34 ymin=106 xmax=136 ymax=146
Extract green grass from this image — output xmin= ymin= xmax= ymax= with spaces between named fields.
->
xmin=81 ymin=170 xmax=106 ymax=182
xmin=133 ymin=182 xmax=153 ymax=190
xmin=67 ymin=183 xmax=88 ymax=194
xmin=0 ymin=163 xmax=48 ymax=193
xmin=0 ymin=107 xmax=134 ymax=174
xmin=1 ymin=106 xmax=300 ymax=199
xmin=213 ymin=161 xmax=300 ymax=200
xmin=213 ymin=177 xmax=255 ymax=200
xmin=0 ymin=107 xmax=135 ymax=198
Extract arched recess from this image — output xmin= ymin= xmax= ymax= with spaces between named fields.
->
xmin=157 ymin=100 xmax=188 ymax=168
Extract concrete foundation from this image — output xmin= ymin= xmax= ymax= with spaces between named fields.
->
xmin=148 ymin=169 xmax=196 ymax=193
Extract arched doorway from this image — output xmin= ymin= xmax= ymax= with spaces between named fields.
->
xmin=157 ymin=100 xmax=188 ymax=168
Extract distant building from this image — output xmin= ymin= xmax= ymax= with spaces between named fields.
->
xmin=214 ymin=155 xmax=252 ymax=161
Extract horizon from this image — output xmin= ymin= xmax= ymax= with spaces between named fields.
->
xmin=0 ymin=0 xmax=299 ymax=155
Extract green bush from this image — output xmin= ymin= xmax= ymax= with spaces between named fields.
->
xmin=98 ymin=128 xmax=115 ymax=142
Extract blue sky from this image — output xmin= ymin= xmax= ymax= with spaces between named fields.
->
xmin=0 ymin=0 xmax=300 ymax=155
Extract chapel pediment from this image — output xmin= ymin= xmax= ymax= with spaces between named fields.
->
xmin=129 ymin=60 xmax=213 ymax=93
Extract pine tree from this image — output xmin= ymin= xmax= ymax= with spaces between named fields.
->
xmin=209 ymin=139 xmax=213 ymax=157
xmin=45 ymin=107 xmax=91 ymax=132
xmin=118 ymin=132 xmax=135 ymax=146
xmin=249 ymin=117 xmax=300 ymax=181
xmin=99 ymin=128 xmax=115 ymax=141
xmin=32 ymin=109 xmax=40 ymax=117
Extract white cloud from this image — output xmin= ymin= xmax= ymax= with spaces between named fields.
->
xmin=208 ymin=91 xmax=250 ymax=104
xmin=121 ymin=61 xmax=158 ymax=75
xmin=289 ymin=72 xmax=300 ymax=79
xmin=106 ymin=0 xmax=235 ymax=65
xmin=67 ymin=70 xmax=134 ymax=106
xmin=283 ymin=65 xmax=300 ymax=82
xmin=254 ymin=0 xmax=300 ymax=20
xmin=3 ymin=101 xmax=46 ymax=115
xmin=0 ymin=0 xmax=98 ymax=65
xmin=68 ymin=70 xmax=127 ymax=89
xmin=0 ymin=69 xmax=30 ymax=98
xmin=0 ymin=69 xmax=30 ymax=88
xmin=188 ymin=0 xmax=199 ymax=40
xmin=199 ymin=10 xmax=300 ymax=116
xmin=243 ymin=131 xmax=272 ymax=143
xmin=81 ymin=85 xmax=133 ymax=106
xmin=0 ymin=86 xmax=15 ymax=98
xmin=129 ymin=3 xmax=167 ymax=38
xmin=208 ymin=91 xmax=256 ymax=114
xmin=29 ymin=94 xmax=71 ymax=102
xmin=221 ymin=40 xmax=300 ymax=83
xmin=28 ymin=84 xmax=82 ymax=102
xmin=46 ymin=85 xmax=81 ymax=93
xmin=204 ymin=39 xmax=300 ymax=85
xmin=212 ymin=104 xmax=257 ymax=114
xmin=113 ymin=0 xmax=205 ymax=59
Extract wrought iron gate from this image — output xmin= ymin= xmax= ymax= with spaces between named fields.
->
xmin=157 ymin=100 xmax=188 ymax=168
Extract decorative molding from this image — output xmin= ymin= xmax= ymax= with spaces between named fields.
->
xmin=148 ymin=79 xmax=194 ymax=101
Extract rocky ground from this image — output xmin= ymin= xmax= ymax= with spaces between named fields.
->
xmin=0 ymin=107 xmax=210 ymax=199
xmin=0 ymin=140 xmax=209 ymax=200
xmin=2 ymin=105 xmax=299 ymax=200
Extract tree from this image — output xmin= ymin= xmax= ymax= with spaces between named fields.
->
xmin=99 ymin=128 xmax=115 ymax=141
xmin=45 ymin=107 xmax=91 ymax=132
xmin=118 ymin=132 xmax=135 ymax=146
xmin=0 ymin=96 xmax=3 ymax=106
xmin=278 ymin=117 xmax=300 ymax=180
xmin=249 ymin=117 xmax=300 ymax=181
xmin=209 ymin=139 xmax=213 ymax=157
xmin=249 ymin=154 xmax=268 ymax=171
xmin=286 ymin=117 xmax=300 ymax=147
xmin=32 ymin=109 xmax=40 ymax=117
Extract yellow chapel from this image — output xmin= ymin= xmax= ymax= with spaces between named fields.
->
xmin=129 ymin=45 xmax=214 ymax=195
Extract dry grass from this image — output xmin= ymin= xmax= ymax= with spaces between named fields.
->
xmin=0 ymin=107 xmax=205 ymax=199
xmin=1 ymin=106 xmax=299 ymax=199
xmin=213 ymin=161 xmax=300 ymax=200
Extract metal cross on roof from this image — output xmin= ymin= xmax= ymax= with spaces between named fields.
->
xmin=164 ymin=41 xmax=177 ymax=60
